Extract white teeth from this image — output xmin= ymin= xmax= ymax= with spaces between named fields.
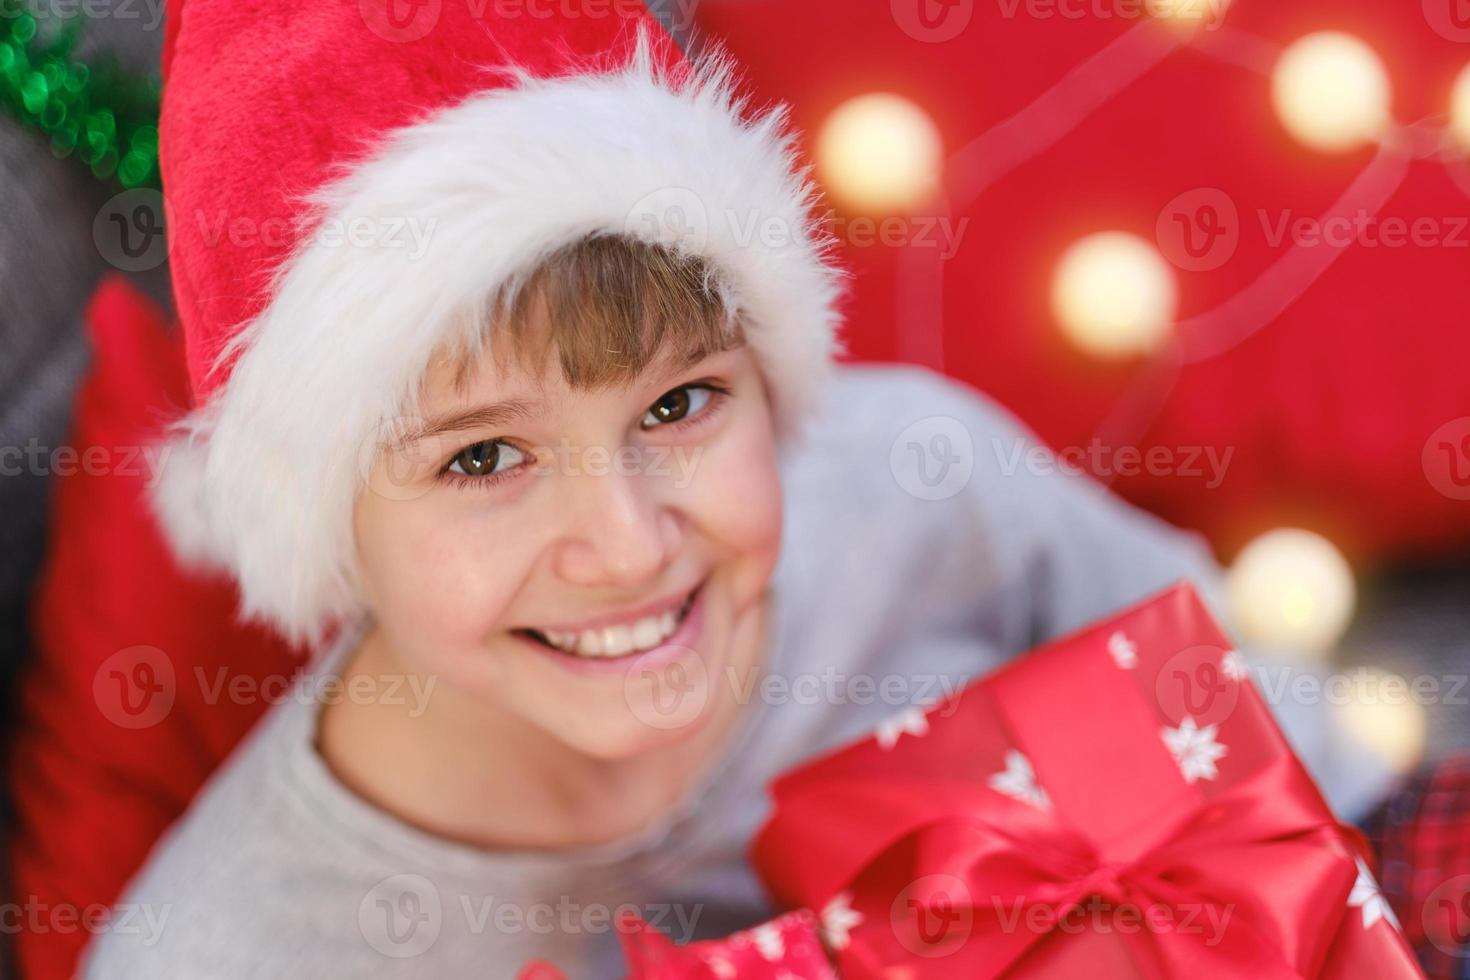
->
xmin=539 ymin=602 xmax=687 ymax=658
xmin=600 ymin=624 xmax=635 ymax=656
xmin=631 ymin=617 xmax=663 ymax=650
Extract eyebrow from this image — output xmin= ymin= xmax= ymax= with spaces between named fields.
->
xmin=408 ymin=344 xmax=736 ymax=447
xmin=400 ymin=398 xmax=541 ymax=446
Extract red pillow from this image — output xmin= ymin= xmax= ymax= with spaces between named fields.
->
xmin=6 ymin=276 xmax=302 ymax=980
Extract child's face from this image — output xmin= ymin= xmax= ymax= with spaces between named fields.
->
xmin=352 ymin=338 xmax=783 ymax=759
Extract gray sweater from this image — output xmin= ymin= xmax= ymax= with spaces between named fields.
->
xmin=80 ymin=363 xmax=1392 ymax=979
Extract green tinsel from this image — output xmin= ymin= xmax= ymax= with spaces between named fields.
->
xmin=0 ymin=0 xmax=161 ymax=189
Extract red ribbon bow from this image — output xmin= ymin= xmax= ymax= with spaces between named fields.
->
xmin=753 ymin=584 xmax=1370 ymax=980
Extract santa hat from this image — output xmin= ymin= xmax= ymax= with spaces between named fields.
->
xmin=150 ymin=1 xmax=845 ymax=648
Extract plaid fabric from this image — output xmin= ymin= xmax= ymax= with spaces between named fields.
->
xmin=1362 ymin=755 xmax=1470 ymax=979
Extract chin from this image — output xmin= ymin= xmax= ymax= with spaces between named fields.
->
xmin=561 ymin=715 xmax=711 ymax=762
xmin=569 ymin=667 xmax=729 ymax=759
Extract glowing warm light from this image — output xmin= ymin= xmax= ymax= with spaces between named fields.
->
xmin=1334 ymin=668 xmax=1428 ymax=775
xmin=1051 ymin=232 xmax=1177 ymax=359
xmin=1271 ymin=32 xmax=1391 ymax=153
xmin=1227 ymin=528 xmax=1356 ymax=656
xmin=1452 ymin=63 xmax=1470 ymax=151
xmin=816 ymin=93 xmax=943 ymax=215
xmin=1145 ymin=0 xmax=1230 ymax=31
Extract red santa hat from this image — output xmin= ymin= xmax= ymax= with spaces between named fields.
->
xmin=151 ymin=0 xmax=845 ymax=648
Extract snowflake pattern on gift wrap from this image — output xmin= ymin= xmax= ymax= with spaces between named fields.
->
xmin=701 ymin=951 xmax=736 ymax=979
xmin=1220 ymin=648 xmax=1249 ymax=682
xmin=752 ymin=922 xmax=785 ymax=961
xmin=1348 ymin=856 xmax=1400 ymax=931
xmin=1107 ymin=630 xmax=1138 ymax=670
xmin=819 ymin=892 xmax=863 ymax=951
xmin=1160 ymin=715 xmax=1228 ymax=783
xmin=987 ymin=749 xmax=1053 ymax=810
xmin=874 ymin=707 xmax=930 ymax=749
xmin=699 ymin=914 xmax=823 ymax=979
xmin=714 ymin=922 xmax=792 ymax=969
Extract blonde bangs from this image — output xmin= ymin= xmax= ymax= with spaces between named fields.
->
xmin=449 ymin=235 xmax=745 ymax=395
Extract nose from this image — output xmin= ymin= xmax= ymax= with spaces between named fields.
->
xmin=552 ymin=464 xmax=682 ymax=589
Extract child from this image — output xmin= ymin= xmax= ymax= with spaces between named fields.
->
xmin=83 ymin=3 xmax=1388 ymax=977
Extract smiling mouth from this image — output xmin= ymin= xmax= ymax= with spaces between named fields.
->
xmin=513 ymin=584 xmax=701 ymax=659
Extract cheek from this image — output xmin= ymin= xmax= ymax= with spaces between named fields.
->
xmin=354 ymin=490 xmax=534 ymax=650
xmin=682 ymin=399 xmax=784 ymax=572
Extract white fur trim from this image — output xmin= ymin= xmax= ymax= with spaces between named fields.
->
xmin=146 ymin=409 xmax=225 ymax=569
xmin=147 ymin=35 xmax=846 ymax=647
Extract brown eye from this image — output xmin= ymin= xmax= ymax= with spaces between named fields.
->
xmin=643 ymin=385 xmax=714 ymax=429
xmin=447 ymin=440 xmax=524 ymax=478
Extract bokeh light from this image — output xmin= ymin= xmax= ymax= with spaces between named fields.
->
xmin=816 ymin=93 xmax=943 ymax=215
xmin=1271 ymin=32 xmax=1391 ymax=153
xmin=1051 ymin=232 xmax=1177 ymax=359
xmin=1227 ymin=528 xmax=1356 ymax=656
xmin=1451 ymin=62 xmax=1470 ymax=151
xmin=1145 ymin=0 xmax=1231 ymax=32
xmin=1334 ymin=668 xmax=1428 ymax=775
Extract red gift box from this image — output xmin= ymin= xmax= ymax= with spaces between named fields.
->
xmin=514 ymin=909 xmax=838 ymax=980
xmin=752 ymin=583 xmax=1425 ymax=979
xmin=617 ymin=909 xmax=839 ymax=979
